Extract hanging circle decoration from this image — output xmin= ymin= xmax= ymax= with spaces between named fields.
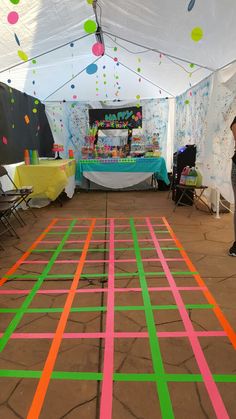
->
xmin=191 ymin=27 xmax=203 ymax=42
xmin=14 ymin=33 xmax=21 ymax=46
xmin=10 ymin=0 xmax=20 ymax=4
xmin=86 ymin=63 xmax=98 ymax=75
xmin=92 ymin=42 xmax=104 ymax=56
xmin=84 ymin=19 xmax=97 ymax=33
xmin=18 ymin=50 xmax=28 ymax=61
xmin=87 ymin=0 xmax=94 ymax=4
xmin=7 ymin=11 xmax=19 ymax=25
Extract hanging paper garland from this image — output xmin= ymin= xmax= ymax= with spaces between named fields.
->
xmin=86 ymin=63 xmax=98 ymax=74
xmin=191 ymin=27 xmax=203 ymax=42
xmin=84 ymin=20 xmax=97 ymax=33
xmin=18 ymin=50 xmax=28 ymax=61
xmin=92 ymin=42 xmax=104 ymax=56
xmin=188 ymin=0 xmax=196 ymax=12
xmin=7 ymin=11 xmax=19 ymax=24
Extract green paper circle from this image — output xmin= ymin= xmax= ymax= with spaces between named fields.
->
xmin=191 ymin=27 xmax=203 ymax=42
xmin=189 ymin=63 xmax=195 ymax=68
xmin=34 ymin=99 xmax=39 ymax=105
xmin=87 ymin=0 xmax=93 ymax=4
xmin=10 ymin=0 xmax=20 ymax=4
xmin=84 ymin=20 xmax=97 ymax=34
xmin=18 ymin=50 xmax=28 ymax=61
xmin=185 ymin=99 xmax=190 ymax=105
xmin=136 ymin=94 xmax=140 ymax=100
xmin=32 ymin=59 xmax=37 ymax=64
xmin=32 ymin=108 xmax=37 ymax=113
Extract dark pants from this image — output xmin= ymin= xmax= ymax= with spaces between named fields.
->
xmin=231 ymin=162 xmax=236 ymax=241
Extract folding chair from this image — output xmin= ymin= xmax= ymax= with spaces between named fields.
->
xmin=0 ymin=165 xmax=36 ymax=218
xmin=0 ymin=194 xmax=26 ymax=226
xmin=0 ymin=202 xmax=20 ymax=250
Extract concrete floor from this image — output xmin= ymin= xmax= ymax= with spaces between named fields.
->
xmin=0 ymin=190 xmax=235 ymax=419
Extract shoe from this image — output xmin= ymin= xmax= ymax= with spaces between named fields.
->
xmin=228 ymin=241 xmax=236 ymax=256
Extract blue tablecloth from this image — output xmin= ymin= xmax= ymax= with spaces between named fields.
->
xmin=76 ymin=157 xmax=169 ymax=185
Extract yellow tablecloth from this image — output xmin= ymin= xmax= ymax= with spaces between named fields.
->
xmin=14 ymin=159 xmax=76 ymax=201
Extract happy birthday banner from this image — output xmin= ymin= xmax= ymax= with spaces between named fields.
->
xmin=89 ymin=106 xmax=142 ymax=129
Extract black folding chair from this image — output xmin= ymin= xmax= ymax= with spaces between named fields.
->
xmin=0 ymin=165 xmax=36 ymax=218
xmin=0 ymin=202 xmax=20 ymax=250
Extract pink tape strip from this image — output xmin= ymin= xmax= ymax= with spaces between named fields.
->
xmin=0 ymin=286 xmax=207 ymax=296
xmin=146 ymin=217 xmax=229 ymax=419
xmin=100 ymin=218 xmax=115 ymax=419
xmin=0 ymin=331 xmax=226 ymax=340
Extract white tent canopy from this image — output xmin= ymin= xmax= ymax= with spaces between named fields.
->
xmin=0 ymin=0 xmax=236 ymax=101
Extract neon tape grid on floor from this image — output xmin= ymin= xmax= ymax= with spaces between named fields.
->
xmin=0 ymin=217 xmax=235 ymax=419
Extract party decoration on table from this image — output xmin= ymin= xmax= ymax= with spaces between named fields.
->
xmin=188 ymin=0 xmax=196 ymax=12
xmin=191 ymin=27 xmax=203 ymax=42
xmin=52 ymin=144 xmax=64 ymax=159
xmin=89 ymin=107 xmax=142 ymax=129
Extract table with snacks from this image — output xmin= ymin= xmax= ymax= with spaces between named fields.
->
xmin=76 ymin=157 xmax=169 ymax=189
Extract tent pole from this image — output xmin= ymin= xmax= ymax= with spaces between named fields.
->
xmin=103 ymin=31 xmax=215 ymax=72
xmin=105 ymin=53 xmax=175 ymax=97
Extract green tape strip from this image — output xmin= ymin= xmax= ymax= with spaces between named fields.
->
xmin=7 ymin=271 xmax=198 ymax=280
xmin=0 ymin=304 xmax=214 ymax=314
xmin=31 ymin=247 xmax=181 ymax=254
xmin=0 ymin=221 xmax=77 ymax=352
xmin=130 ymin=218 xmax=174 ymax=418
xmin=0 ymin=370 xmax=235 ymax=383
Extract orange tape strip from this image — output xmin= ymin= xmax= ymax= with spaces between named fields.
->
xmin=0 ymin=219 xmax=58 ymax=287
xmin=27 ymin=219 xmax=96 ymax=419
xmin=163 ymin=217 xmax=236 ymax=349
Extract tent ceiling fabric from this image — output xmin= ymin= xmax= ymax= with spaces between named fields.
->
xmin=0 ymin=0 xmax=235 ymax=101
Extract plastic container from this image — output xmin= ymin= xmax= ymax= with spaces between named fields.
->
xmin=180 ymin=166 xmax=190 ymax=185
xmin=31 ymin=150 xmax=39 ymax=165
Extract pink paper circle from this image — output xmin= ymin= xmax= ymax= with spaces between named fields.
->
xmin=92 ymin=42 xmax=104 ymax=56
xmin=7 ymin=11 xmax=19 ymax=25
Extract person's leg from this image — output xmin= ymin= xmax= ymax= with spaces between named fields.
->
xmin=229 ymin=162 xmax=236 ymax=256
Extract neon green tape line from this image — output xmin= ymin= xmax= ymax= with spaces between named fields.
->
xmin=0 ymin=304 xmax=214 ymax=314
xmin=0 ymin=221 xmax=77 ymax=352
xmin=7 ymin=271 xmax=198 ymax=280
xmin=0 ymin=369 xmax=235 ymax=382
xmin=130 ymin=218 xmax=174 ymax=419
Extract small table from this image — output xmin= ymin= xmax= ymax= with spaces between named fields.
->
xmin=173 ymin=184 xmax=212 ymax=215
xmin=14 ymin=159 xmax=76 ymax=202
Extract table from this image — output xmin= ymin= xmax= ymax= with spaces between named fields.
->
xmin=14 ymin=159 xmax=76 ymax=202
xmin=76 ymin=158 xmax=169 ymax=189
xmin=173 ymin=185 xmax=212 ymax=215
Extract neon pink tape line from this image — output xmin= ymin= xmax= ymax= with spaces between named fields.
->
xmin=100 ymin=218 xmax=115 ymax=419
xmin=0 ymin=331 xmax=227 ymax=340
xmin=21 ymin=257 xmax=184 ymax=265
xmin=0 ymin=286 xmax=207 ymax=296
xmin=146 ymin=217 xmax=229 ymax=419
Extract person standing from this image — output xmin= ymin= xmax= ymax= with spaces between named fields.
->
xmin=229 ymin=116 xmax=236 ymax=256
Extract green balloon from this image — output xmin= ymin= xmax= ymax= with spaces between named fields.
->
xmin=84 ymin=20 xmax=97 ymax=34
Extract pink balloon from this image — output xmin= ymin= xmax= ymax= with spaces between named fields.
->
xmin=92 ymin=42 xmax=104 ymax=56
xmin=7 ymin=11 xmax=19 ymax=25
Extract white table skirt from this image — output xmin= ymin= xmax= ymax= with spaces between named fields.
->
xmin=83 ymin=171 xmax=153 ymax=189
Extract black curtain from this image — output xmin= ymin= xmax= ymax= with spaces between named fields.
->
xmin=0 ymin=82 xmax=54 ymax=164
